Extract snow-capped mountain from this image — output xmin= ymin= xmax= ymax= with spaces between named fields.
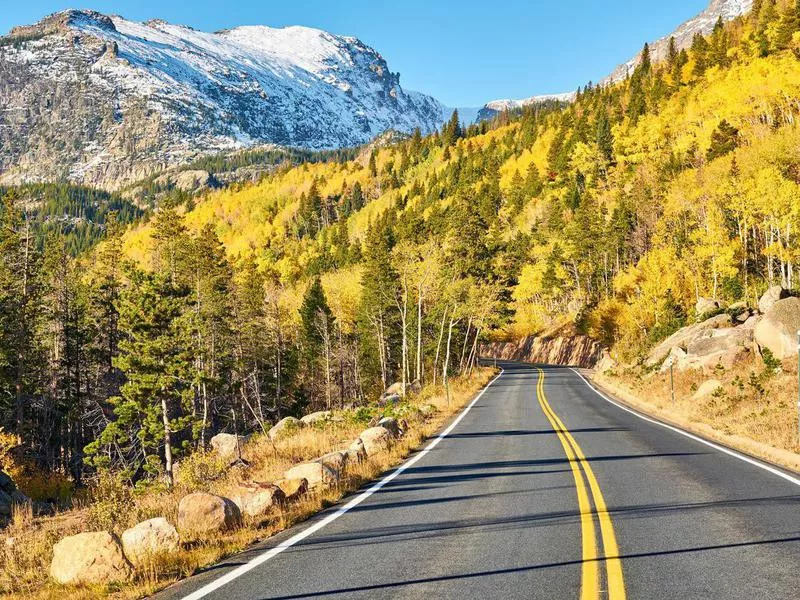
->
xmin=0 ymin=10 xmax=447 ymax=188
xmin=606 ymin=0 xmax=754 ymax=82
xmin=476 ymin=93 xmax=576 ymax=121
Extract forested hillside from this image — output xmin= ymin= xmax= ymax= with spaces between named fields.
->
xmin=2 ymin=0 xmax=800 ymax=491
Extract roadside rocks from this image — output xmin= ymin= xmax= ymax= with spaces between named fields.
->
xmin=268 ymin=416 xmax=305 ymax=440
xmin=120 ymin=518 xmax=180 ymax=567
xmin=177 ymin=492 xmax=242 ymax=539
xmin=377 ymin=417 xmax=402 ymax=438
xmin=646 ymin=314 xmax=733 ymax=367
xmin=346 ymin=438 xmax=367 ymax=465
xmin=230 ymin=483 xmax=285 ymax=519
xmin=50 ymin=531 xmax=132 ymax=585
xmin=284 ymin=461 xmax=337 ymax=488
xmin=682 ymin=326 xmax=753 ymax=370
xmin=209 ymin=433 xmax=246 ymax=460
xmin=276 ymin=478 xmax=308 ymax=502
xmin=317 ymin=451 xmax=348 ymax=478
xmin=359 ymin=426 xmax=394 ymax=457
xmin=754 ymin=297 xmax=800 ymax=360
xmin=300 ymin=411 xmax=332 ymax=426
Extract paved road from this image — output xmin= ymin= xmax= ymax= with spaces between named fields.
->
xmin=158 ymin=362 xmax=800 ymax=600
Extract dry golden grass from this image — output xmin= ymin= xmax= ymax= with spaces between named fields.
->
xmin=0 ymin=368 xmax=496 ymax=600
xmin=593 ymin=354 xmax=800 ymax=472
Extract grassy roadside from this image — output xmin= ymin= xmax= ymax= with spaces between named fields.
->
xmin=0 ymin=368 xmax=496 ymax=600
xmin=589 ymin=357 xmax=800 ymax=474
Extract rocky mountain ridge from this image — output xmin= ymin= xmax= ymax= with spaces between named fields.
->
xmin=0 ymin=10 xmax=448 ymax=189
xmin=606 ymin=0 xmax=754 ymax=82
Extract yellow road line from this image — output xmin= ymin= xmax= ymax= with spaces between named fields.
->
xmin=536 ymin=370 xmax=599 ymax=600
xmin=536 ymin=368 xmax=627 ymax=600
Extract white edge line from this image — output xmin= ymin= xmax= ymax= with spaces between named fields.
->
xmin=179 ymin=368 xmax=506 ymax=600
xmin=569 ymin=367 xmax=800 ymax=488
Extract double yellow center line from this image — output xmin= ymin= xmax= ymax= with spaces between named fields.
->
xmin=535 ymin=368 xmax=626 ymax=600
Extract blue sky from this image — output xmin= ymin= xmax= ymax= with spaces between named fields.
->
xmin=1 ymin=1 xmax=710 ymax=106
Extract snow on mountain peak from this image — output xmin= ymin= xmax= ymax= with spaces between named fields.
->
xmin=606 ymin=0 xmax=754 ymax=82
xmin=0 ymin=10 xmax=446 ymax=188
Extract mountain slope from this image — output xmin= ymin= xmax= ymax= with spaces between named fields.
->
xmin=0 ymin=10 xmax=447 ymax=189
xmin=606 ymin=0 xmax=754 ymax=82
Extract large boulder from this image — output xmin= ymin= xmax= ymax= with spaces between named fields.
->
xmin=359 ymin=426 xmax=394 ymax=457
xmin=268 ymin=416 xmax=305 ymax=440
xmin=659 ymin=347 xmax=687 ymax=373
xmin=177 ymin=492 xmax=242 ymax=539
xmin=284 ymin=462 xmax=337 ymax=488
xmin=754 ymin=297 xmax=800 ymax=360
xmin=693 ymin=379 xmax=724 ymax=401
xmin=120 ymin=517 xmax=180 ymax=567
xmin=377 ymin=417 xmax=402 ymax=438
xmin=276 ymin=478 xmax=308 ymax=503
xmin=646 ymin=314 xmax=733 ymax=367
xmin=50 ymin=531 xmax=132 ymax=585
xmin=209 ymin=433 xmax=246 ymax=460
xmin=758 ymin=286 xmax=789 ymax=314
xmin=682 ymin=326 xmax=753 ymax=371
xmin=300 ymin=411 xmax=332 ymax=426
xmin=317 ymin=451 xmax=348 ymax=477
xmin=346 ymin=438 xmax=367 ymax=465
xmin=695 ymin=297 xmax=721 ymax=316
xmin=230 ymin=483 xmax=285 ymax=519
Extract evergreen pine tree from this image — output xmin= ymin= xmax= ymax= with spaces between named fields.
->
xmin=85 ymin=268 xmax=194 ymax=486
xmin=595 ymin=108 xmax=615 ymax=166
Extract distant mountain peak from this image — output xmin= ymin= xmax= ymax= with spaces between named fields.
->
xmin=606 ymin=0 xmax=754 ymax=82
xmin=476 ymin=93 xmax=576 ymax=122
xmin=0 ymin=10 xmax=447 ymax=188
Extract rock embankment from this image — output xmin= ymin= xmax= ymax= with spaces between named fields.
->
xmin=646 ymin=289 xmax=799 ymax=372
xmin=482 ymin=334 xmax=605 ymax=368
xmin=44 ymin=406 xmax=424 ymax=587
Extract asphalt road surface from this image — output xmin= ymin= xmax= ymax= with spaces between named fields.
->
xmin=157 ymin=361 xmax=800 ymax=600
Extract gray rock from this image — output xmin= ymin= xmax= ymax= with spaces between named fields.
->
xmin=177 ymin=492 xmax=242 ymax=539
xmin=300 ymin=411 xmax=332 ymax=426
xmin=317 ymin=451 xmax=348 ymax=477
xmin=346 ymin=439 xmax=367 ymax=464
xmin=50 ymin=531 xmax=132 ymax=585
xmin=209 ymin=433 xmax=246 ymax=459
xmin=754 ymin=297 xmax=800 ymax=360
xmin=284 ymin=462 xmax=337 ymax=488
xmin=758 ymin=286 xmax=789 ymax=314
xmin=695 ymin=297 xmax=721 ymax=316
xmin=229 ymin=483 xmax=285 ymax=519
xmin=646 ymin=314 xmax=732 ymax=367
xmin=377 ymin=417 xmax=402 ymax=438
xmin=359 ymin=426 xmax=394 ymax=456
xmin=120 ymin=517 xmax=180 ymax=567
xmin=268 ymin=416 xmax=305 ymax=440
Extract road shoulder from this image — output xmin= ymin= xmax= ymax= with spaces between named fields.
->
xmin=580 ymin=368 xmax=800 ymax=477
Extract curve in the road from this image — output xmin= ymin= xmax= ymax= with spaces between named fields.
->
xmin=155 ymin=362 xmax=800 ymax=600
